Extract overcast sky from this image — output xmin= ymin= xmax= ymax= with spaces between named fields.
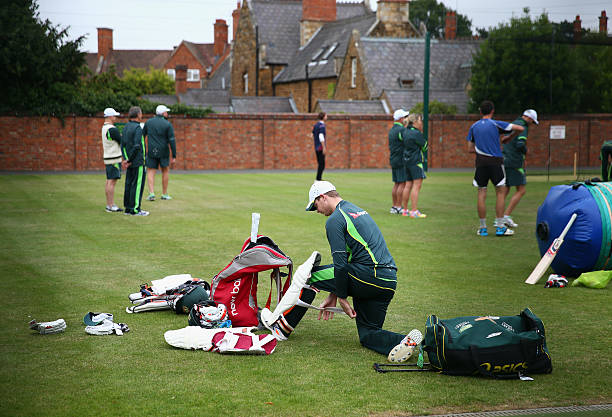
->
xmin=37 ymin=0 xmax=609 ymax=53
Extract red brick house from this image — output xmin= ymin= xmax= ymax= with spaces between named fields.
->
xmin=85 ymin=20 xmax=230 ymax=96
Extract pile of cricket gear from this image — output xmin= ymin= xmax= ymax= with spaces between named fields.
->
xmin=83 ymin=312 xmax=129 ymax=336
xmin=126 ymin=274 xmax=210 ymax=314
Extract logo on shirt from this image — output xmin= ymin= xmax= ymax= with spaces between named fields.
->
xmin=348 ymin=210 xmax=367 ymax=219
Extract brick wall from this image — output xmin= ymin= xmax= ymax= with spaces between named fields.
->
xmin=1 ymin=114 xmax=609 ymax=172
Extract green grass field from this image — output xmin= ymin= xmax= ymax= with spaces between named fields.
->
xmin=0 ymin=170 xmax=610 ymax=417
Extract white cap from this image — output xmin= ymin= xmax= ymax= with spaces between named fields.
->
xmin=393 ymin=109 xmax=409 ymax=121
xmin=103 ymin=108 xmax=120 ymax=117
xmin=523 ymin=109 xmax=538 ymax=125
xmin=306 ymin=181 xmax=336 ymax=211
xmin=156 ymin=104 xmax=171 ymax=115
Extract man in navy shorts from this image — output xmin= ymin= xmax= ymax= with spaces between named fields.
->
xmin=144 ymin=105 xmax=176 ymax=201
xmin=467 ymin=100 xmax=524 ymax=237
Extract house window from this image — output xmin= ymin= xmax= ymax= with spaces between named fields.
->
xmin=187 ymin=69 xmax=200 ymax=82
xmin=311 ymin=47 xmax=325 ymax=61
xmin=321 ymin=43 xmax=338 ymax=60
xmin=243 ymin=72 xmax=248 ymax=94
xmin=398 ymin=77 xmax=414 ymax=88
xmin=351 ymin=57 xmax=357 ymax=88
xmin=166 ymin=69 xmax=175 ymax=81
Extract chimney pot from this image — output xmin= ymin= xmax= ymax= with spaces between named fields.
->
xmin=599 ymin=10 xmax=608 ymax=34
xmin=445 ymin=10 xmax=457 ymax=40
xmin=232 ymin=2 xmax=241 ymax=41
xmin=214 ymin=19 xmax=228 ymax=56
xmin=97 ymin=27 xmax=113 ymax=61
xmin=175 ymin=65 xmax=188 ymax=96
xmin=574 ymin=15 xmax=582 ymax=41
xmin=302 ymin=0 xmax=336 ymax=22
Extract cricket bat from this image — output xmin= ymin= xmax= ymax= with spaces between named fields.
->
xmin=251 ymin=212 xmax=260 ymax=243
xmin=525 ymin=213 xmax=577 ymax=285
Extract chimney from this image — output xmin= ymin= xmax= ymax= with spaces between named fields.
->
xmin=573 ymin=15 xmax=582 ymax=41
xmin=376 ymin=0 xmax=411 ymax=37
xmin=445 ymin=11 xmax=457 ymax=40
xmin=175 ymin=65 xmax=188 ymax=96
xmin=97 ymin=28 xmax=113 ymax=61
xmin=600 ymin=10 xmax=608 ymax=34
xmin=232 ymin=2 xmax=241 ymax=41
xmin=301 ymin=0 xmax=336 ymax=46
xmin=302 ymin=0 xmax=336 ymax=22
xmin=214 ymin=19 xmax=228 ymax=56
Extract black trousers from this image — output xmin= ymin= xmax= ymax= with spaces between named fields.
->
xmin=315 ymin=150 xmax=325 ymax=181
xmin=124 ymin=165 xmax=146 ymax=214
xmin=282 ymin=264 xmax=404 ymax=355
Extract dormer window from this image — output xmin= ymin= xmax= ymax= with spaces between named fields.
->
xmin=311 ymin=47 xmax=325 ymax=61
xmin=321 ymin=43 xmax=338 ymax=60
xmin=398 ymin=77 xmax=414 ymax=88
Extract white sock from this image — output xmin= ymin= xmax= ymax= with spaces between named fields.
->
xmin=494 ymin=217 xmax=503 ymax=227
xmin=479 ymin=218 xmax=486 ymax=228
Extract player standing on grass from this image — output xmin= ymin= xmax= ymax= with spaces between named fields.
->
xmin=388 ymin=109 xmax=409 ymax=214
xmin=144 ymin=105 xmax=176 ymax=201
xmin=400 ymin=113 xmax=428 ymax=218
xmin=313 ymin=112 xmax=327 ymax=181
xmin=101 ymin=108 xmax=123 ymax=213
xmin=467 ymin=100 xmax=524 ymax=237
xmin=121 ymin=106 xmax=149 ymax=216
xmin=262 ymin=181 xmax=422 ymax=363
xmin=501 ymin=109 xmax=538 ymax=228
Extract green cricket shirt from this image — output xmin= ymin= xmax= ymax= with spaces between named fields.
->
xmin=388 ymin=122 xmax=406 ymax=168
xmin=502 ymin=117 xmax=528 ymax=169
xmin=325 ymin=200 xmax=397 ymax=299
xmin=143 ymin=115 xmax=176 ymax=158
xmin=121 ymin=121 xmax=146 ymax=167
xmin=403 ymin=126 xmax=428 ymax=167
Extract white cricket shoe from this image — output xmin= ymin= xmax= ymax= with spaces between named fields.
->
xmin=388 ymin=329 xmax=423 ymax=363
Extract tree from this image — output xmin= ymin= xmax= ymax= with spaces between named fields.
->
xmin=469 ymin=9 xmax=612 ymax=114
xmin=409 ymin=0 xmax=472 ymax=38
xmin=122 ymin=67 xmax=175 ymax=95
xmin=469 ymin=11 xmax=582 ymax=114
xmin=0 ymin=0 xmax=85 ymax=115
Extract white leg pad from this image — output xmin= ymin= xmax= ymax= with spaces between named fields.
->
xmin=214 ymin=331 xmax=277 ymax=355
xmin=164 ymin=326 xmax=257 ymax=351
xmin=268 ymin=251 xmax=320 ymax=323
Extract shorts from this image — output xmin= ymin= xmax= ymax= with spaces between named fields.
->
xmin=505 ymin=167 xmax=527 ymax=186
xmin=105 ymin=163 xmax=121 ymax=180
xmin=406 ymin=164 xmax=426 ymax=181
xmin=145 ymin=155 xmax=170 ymax=169
xmin=473 ymin=164 xmax=506 ymax=188
xmin=391 ymin=166 xmax=407 ymax=183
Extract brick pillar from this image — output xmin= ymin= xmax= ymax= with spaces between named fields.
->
xmin=175 ymin=65 xmax=187 ymax=96
xmin=573 ymin=15 xmax=582 ymax=41
xmin=97 ymin=28 xmax=113 ymax=60
xmin=214 ymin=19 xmax=228 ymax=56
xmin=232 ymin=2 xmax=241 ymax=41
xmin=445 ymin=11 xmax=457 ymax=40
xmin=599 ymin=11 xmax=608 ymax=34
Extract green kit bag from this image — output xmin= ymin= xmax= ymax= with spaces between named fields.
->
xmin=423 ymin=308 xmax=552 ymax=378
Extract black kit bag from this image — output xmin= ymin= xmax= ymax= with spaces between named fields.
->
xmin=422 ymin=308 xmax=552 ymax=379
